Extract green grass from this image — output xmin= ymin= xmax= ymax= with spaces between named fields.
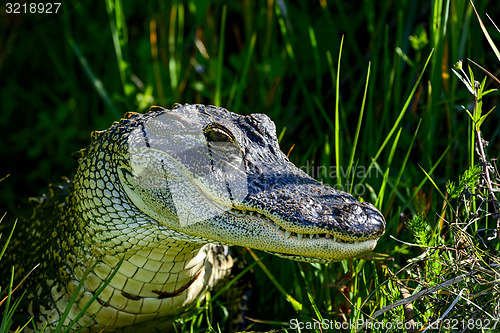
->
xmin=1 ymin=0 xmax=500 ymax=332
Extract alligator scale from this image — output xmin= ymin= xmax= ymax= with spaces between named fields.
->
xmin=2 ymin=104 xmax=385 ymax=332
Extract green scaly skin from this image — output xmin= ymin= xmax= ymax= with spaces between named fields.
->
xmin=2 ymin=104 xmax=385 ymax=332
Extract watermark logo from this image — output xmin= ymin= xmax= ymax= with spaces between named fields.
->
xmin=289 ymin=318 xmax=423 ymax=331
xmin=299 ymin=160 xmax=382 ymax=197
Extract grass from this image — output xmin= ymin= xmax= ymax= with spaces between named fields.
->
xmin=1 ymin=0 xmax=500 ymax=332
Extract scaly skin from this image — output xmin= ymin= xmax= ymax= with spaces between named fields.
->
xmin=2 ymin=104 xmax=385 ymax=332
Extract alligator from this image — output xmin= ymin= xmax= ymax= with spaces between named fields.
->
xmin=1 ymin=104 xmax=385 ymax=332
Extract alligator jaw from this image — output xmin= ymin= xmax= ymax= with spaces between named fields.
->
xmin=228 ymin=208 xmax=373 ymax=243
xmin=221 ymin=206 xmax=381 ymax=263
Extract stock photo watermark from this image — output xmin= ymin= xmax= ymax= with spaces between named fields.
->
xmin=289 ymin=317 xmax=499 ymax=331
xmin=299 ymin=160 xmax=383 ymax=196
xmin=289 ymin=318 xmax=423 ymax=331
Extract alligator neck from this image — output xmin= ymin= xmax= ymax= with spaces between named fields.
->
xmin=45 ymin=158 xmax=231 ymax=331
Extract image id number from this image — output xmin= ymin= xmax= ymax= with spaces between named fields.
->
xmin=5 ymin=2 xmax=61 ymax=14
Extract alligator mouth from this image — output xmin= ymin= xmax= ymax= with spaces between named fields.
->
xmin=223 ymin=206 xmax=381 ymax=263
xmin=227 ymin=207 xmax=374 ymax=244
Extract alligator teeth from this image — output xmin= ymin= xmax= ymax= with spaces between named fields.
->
xmin=228 ymin=210 xmax=358 ymax=245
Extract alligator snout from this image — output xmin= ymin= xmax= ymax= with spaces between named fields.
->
xmin=247 ymin=177 xmax=386 ymax=242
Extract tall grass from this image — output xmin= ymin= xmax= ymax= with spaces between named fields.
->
xmin=1 ymin=0 xmax=500 ymax=332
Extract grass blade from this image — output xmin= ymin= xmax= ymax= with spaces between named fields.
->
xmin=297 ymin=264 xmax=323 ymax=323
xmin=334 ymin=35 xmax=344 ymax=187
xmin=67 ymin=37 xmax=120 ymax=118
xmin=347 ymin=62 xmax=371 ymax=183
xmin=247 ymin=249 xmax=302 ymax=312
xmin=231 ymin=32 xmax=257 ymax=111
xmin=210 ymin=260 xmax=259 ymax=302
xmin=359 ymin=50 xmax=434 ymax=187
xmin=214 ymin=5 xmax=227 ymax=106
xmin=0 ymin=263 xmax=39 ymax=308
xmin=376 ymin=127 xmax=402 ymax=209
xmin=385 ymin=119 xmax=422 ymax=214
xmin=470 ymin=0 xmax=500 ymax=63
xmin=402 ymin=145 xmax=451 ymax=214
xmin=54 ymin=257 xmax=123 ymax=332
xmin=105 ymin=0 xmax=133 ymax=97
xmin=418 ymin=164 xmax=453 ymax=212
xmin=467 ymin=58 xmax=500 ymax=87
xmin=275 ymin=1 xmax=320 ymax=134
xmin=0 ymin=268 xmax=14 ymax=332
xmin=0 ymin=215 xmax=15 ymax=262
xmin=64 ymin=257 xmax=124 ymax=332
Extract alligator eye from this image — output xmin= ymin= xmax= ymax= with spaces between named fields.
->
xmin=205 ymin=126 xmax=233 ymax=143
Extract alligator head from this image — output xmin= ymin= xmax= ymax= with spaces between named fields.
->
xmin=115 ymin=104 xmax=385 ymax=263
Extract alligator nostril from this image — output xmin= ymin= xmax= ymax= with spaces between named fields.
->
xmin=305 ymin=207 xmax=321 ymax=219
xmin=302 ymin=199 xmax=324 ymax=219
xmin=350 ymin=204 xmax=363 ymax=215
xmin=363 ymin=204 xmax=386 ymax=235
